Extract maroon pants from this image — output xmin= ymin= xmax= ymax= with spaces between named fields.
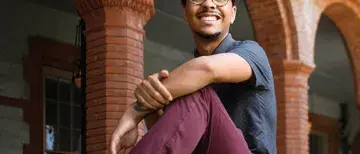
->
xmin=129 ymin=86 xmax=251 ymax=154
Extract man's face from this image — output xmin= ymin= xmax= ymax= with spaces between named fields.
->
xmin=183 ymin=0 xmax=237 ymax=38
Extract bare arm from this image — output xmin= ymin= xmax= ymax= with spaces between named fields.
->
xmin=144 ymin=53 xmax=252 ymax=128
xmin=161 ymin=53 xmax=252 ymax=99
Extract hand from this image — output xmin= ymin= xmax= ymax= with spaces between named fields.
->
xmin=109 ymin=128 xmax=138 ymax=154
xmin=109 ymin=108 xmax=141 ymax=154
xmin=134 ymin=70 xmax=173 ymax=110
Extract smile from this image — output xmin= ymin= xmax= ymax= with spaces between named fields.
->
xmin=200 ymin=16 xmax=218 ymax=21
xmin=196 ymin=12 xmax=221 ymax=22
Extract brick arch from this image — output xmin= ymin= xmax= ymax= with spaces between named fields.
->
xmin=312 ymin=1 xmax=360 ymax=110
xmin=245 ymin=0 xmax=296 ymax=60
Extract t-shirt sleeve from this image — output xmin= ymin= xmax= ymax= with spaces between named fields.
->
xmin=229 ymin=40 xmax=273 ymax=89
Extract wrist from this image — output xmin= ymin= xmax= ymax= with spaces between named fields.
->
xmin=131 ymin=102 xmax=160 ymax=121
xmin=127 ymin=102 xmax=151 ymax=122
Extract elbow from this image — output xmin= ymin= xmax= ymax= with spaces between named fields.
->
xmin=195 ymin=56 xmax=218 ymax=82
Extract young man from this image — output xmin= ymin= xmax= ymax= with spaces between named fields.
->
xmin=109 ymin=0 xmax=276 ymax=153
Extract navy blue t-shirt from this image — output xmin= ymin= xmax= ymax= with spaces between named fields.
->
xmin=194 ymin=34 xmax=277 ymax=154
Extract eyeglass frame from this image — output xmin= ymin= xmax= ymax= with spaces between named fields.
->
xmin=189 ymin=0 xmax=230 ymax=7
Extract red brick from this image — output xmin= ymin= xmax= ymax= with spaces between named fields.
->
xmin=86 ymin=89 xmax=134 ymax=100
xmin=87 ymin=66 xmax=143 ymax=78
xmin=86 ymin=27 xmax=144 ymax=43
xmin=87 ymin=104 xmax=127 ymax=115
xmin=87 ymin=81 xmax=137 ymax=93
xmin=86 ymin=97 xmax=136 ymax=108
xmin=87 ymin=119 xmax=118 ymax=130
xmin=87 ymin=127 xmax=114 ymax=137
xmin=86 ymin=36 xmax=144 ymax=50
xmin=86 ymin=74 xmax=142 ymax=85
xmin=86 ymin=111 xmax=124 ymax=121
xmin=88 ymin=150 xmax=106 ymax=154
xmin=74 ymin=1 xmax=153 ymax=153
xmin=271 ymin=60 xmax=314 ymax=154
xmin=86 ymin=52 xmax=143 ymax=65
xmin=87 ymin=135 xmax=109 ymax=145
xmin=87 ymin=59 xmax=143 ymax=72
xmin=87 ymin=142 xmax=108 ymax=152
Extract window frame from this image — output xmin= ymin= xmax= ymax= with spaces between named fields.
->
xmin=310 ymin=130 xmax=329 ymax=154
xmin=24 ymin=36 xmax=80 ymax=154
xmin=43 ymin=66 xmax=82 ymax=154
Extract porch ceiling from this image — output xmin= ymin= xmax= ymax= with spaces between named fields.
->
xmin=27 ymin=0 xmax=77 ymax=14
xmin=27 ymin=0 xmax=355 ymax=104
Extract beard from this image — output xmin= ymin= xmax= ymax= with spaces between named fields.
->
xmin=195 ymin=31 xmax=222 ymax=40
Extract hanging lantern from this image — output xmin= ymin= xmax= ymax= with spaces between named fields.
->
xmin=72 ymin=21 xmax=82 ymax=88
xmin=72 ymin=59 xmax=81 ymax=88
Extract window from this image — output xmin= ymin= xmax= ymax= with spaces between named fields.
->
xmin=44 ymin=73 xmax=82 ymax=154
xmin=310 ymin=132 xmax=327 ymax=154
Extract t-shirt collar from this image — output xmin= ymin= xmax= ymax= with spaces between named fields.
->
xmin=194 ymin=33 xmax=236 ymax=58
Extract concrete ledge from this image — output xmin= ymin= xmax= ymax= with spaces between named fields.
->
xmin=0 ymin=105 xmax=23 ymax=121
xmin=0 ymin=119 xmax=29 ymax=144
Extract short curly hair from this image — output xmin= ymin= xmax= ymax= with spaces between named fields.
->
xmin=181 ymin=0 xmax=237 ymax=7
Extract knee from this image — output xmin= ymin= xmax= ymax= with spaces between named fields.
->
xmin=162 ymin=86 xmax=219 ymax=117
xmin=199 ymin=86 xmax=217 ymax=98
xmin=172 ymin=86 xmax=217 ymax=104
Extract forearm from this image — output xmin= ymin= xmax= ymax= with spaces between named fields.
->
xmin=161 ymin=56 xmax=215 ymax=99
xmin=125 ymin=57 xmax=215 ymax=125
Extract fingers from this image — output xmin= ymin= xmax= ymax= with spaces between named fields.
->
xmin=141 ymin=80 xmax=167 ymax=104
xmin=136 ymin=84 xmax=163 ymax=109
xmin=148 ymin=74 xmax=173 ymax=101
xmin=158 ymin=70 xmax=169 ymax=79
xmin=134 ymin=88 xmax=156 ymax=110
xmin=134 ymin=70 xmax=173 ymax=111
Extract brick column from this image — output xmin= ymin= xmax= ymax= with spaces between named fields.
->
xmin=73 ymin=0 xmax=154 ymax=153
xmin=271 ymin=60 xmax=314 ymax=154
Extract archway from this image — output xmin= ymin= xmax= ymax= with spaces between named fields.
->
xmin=311 ymin=1 xmax=360 ymax=111
xmin=245 ymin=0 xmax=295 ymax=60
xmin=309 ymin=2 xmax=360 ymax=154
xmin=309 ymin=14 xmax=353 ymax=154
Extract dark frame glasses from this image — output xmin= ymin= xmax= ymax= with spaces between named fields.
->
xmin=189 ymin=0 xmax=230 ymax=7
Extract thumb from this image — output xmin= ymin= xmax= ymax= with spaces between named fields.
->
xmin=158 ymin=70 xmax=169 ymax=79
xmin=109 ymin=138 xmax=119 ymax=154
xmin=110 ymin=130 xmax=122 ymax=154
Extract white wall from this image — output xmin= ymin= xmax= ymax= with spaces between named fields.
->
xmin=309 ymin=93 xmax=341 ymax=119
xmin=0 ymin=105 xmax=29 ymax=154
xmin=0 ymin=0 xmax=79 ymax=99
xmin=144 ymin=40 xmax=193 ymax=76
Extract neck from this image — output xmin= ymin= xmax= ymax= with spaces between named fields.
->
xmin=194 ymin=32 xmax=228 ymax=56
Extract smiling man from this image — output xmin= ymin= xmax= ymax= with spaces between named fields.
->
xmin=109 ymin=0 xmax=277 ymax=154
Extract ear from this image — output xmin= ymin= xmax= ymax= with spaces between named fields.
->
xmin=183 ymin=9 xmax=188 ymax=23
xmin=231 ymin=6 xmax=237 ymax=24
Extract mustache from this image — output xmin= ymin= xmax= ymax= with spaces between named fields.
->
xmin=196 ymin=10 xmax=222 ymax=17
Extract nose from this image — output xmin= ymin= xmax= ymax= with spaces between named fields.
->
xmin=201 ymin=0 xmax=216 ymax=9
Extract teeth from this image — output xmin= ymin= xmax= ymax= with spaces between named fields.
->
xmin=200 ymin=16 xmax=217 ymax=21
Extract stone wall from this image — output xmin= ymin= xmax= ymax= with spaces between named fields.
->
xmin=0 ymin=104 xmax=29 ymax=154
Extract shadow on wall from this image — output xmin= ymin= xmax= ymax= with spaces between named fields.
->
xmin=351 ymin=132 xmax=360 ymax=153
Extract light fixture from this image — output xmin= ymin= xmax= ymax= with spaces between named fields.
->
xmin=72 ymin=21 xmax=82 ymax=88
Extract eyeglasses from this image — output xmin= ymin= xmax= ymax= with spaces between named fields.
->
xmin=190 ymin=0 xmax=230 ymax=7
